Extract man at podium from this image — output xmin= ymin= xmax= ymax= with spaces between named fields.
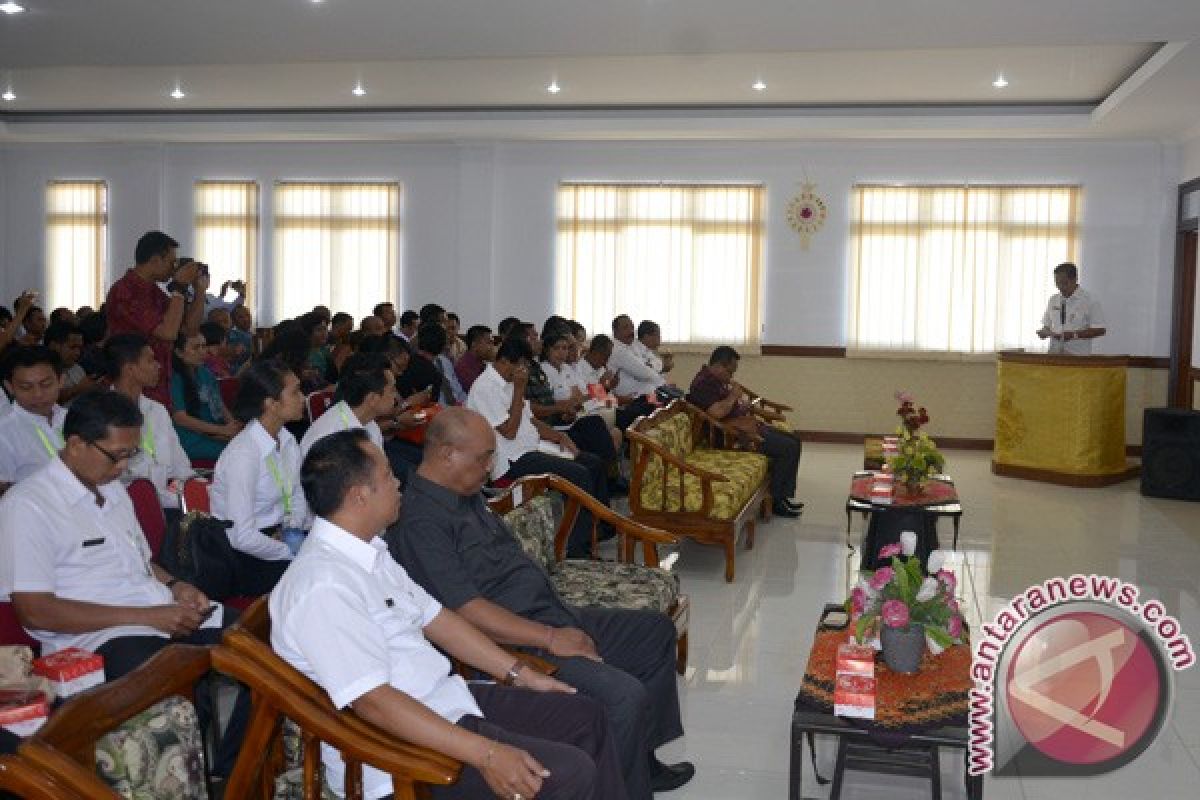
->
xmin=1035 ymin=262 xmax=1106 ymax=354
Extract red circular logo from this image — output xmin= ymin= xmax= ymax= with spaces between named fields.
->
xmin=1006 ymin=611 xmax=1163 ymax=767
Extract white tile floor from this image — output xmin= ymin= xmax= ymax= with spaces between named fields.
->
xmin=645 ymin=443 xmax=1200 ymax=799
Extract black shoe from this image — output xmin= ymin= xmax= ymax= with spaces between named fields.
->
xmin=784 ymin=498 xmax=805 ymax=511
xmin=772 ymin=501 xmax=801 ymax=518
xmin=649 ymin=758 xmax=696 ymax=792
xmin=607 ymin=476 xmax=630 ymax=496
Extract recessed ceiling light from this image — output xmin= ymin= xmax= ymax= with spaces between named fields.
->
xmin=0 ymin=3 xmax=26 ymax=15
xmin=546 ymin=80 xmax=561 ymax=95
xmin=170 ymin=87 xmax=186 ymax=100
xmin=2 ymin=90 xmax=14 ymax=102
xmin=992 ymin=74 xmax=1009 ymax=89
xmin=752 ymin=79 xmax=767 ymax=92
xmin=352 ymin=84 xmax=366 ymax=96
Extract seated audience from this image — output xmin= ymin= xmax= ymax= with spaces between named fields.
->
xmin=328 ymin=311 xmax=356 ymax=373
xmin=399 ymin=322 xmax=450 ymax=403
xmin=170 ymin=331 xmax=241 ymax=461
xmin=76 ymin=308 xmax=109 ymax=377
xmin=76 ymin=305 xmax=95 ymax=322
xmin=228 ymin=304 xmax=255 ymax=367
xmin=445 ymin=311 xmax=467 ymax=361
xmin=372 ymin=302 xmax=398 ymax=337
xmin=389 ymin=409 xmax=692 ymax=798
xmin=0 ymin=390 xmax=246 ymax=775
xmin=207 ymin=307 xmax=250 ymax=372
xmin=11 ymin=301 xmax=47 ymax=347
xmin=497 ymin=316 xmax=522 ymax=341
xmin=455 ymin=324 xmax=495 ymax=394
xmin=0 ymin=293 xmax=35 ymax=356
xmin=299 ymin=310 xmax=332 ymax=382
xmin=105 ymin=333 xmax=195 ymax=512
xmin=45 ymin=319 xmax=104 ymax=404
xmin=200 ymin=320 xmax=233 ymax=378
xmin=577 ymin=334 xmax=656 ymax=430
xmin=210 ymin=359 xmax=311 ymax=595
xmin=275 ymin=429 xmax=626 ymax=800
xmin=609 ymin=315 xmax=669 ymax=399
xmin=687 ymin=346 xmax=804 ymax=518
xmin=262 ymin=322 xmax=328 ymax=398
xmin=0 ymin=346 xmax=68 ymax=493
xmin=359 ymin=314 xmax=387 ymax=337
xmin=533 ymin=328 xmax=621 ymax=469
xmin=397 ymin=309 xmax=420 ymax=342
xmin=204 ymin=278 xmax=246 ymax=315
xmin=465 ymin=336 xmax=610 ymax=557
xmin=299 ymin=352 xmax=394 ymax=459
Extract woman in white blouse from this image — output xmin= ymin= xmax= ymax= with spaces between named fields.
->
xmin=540 ymin=330 xmax=623 ymax=457
xmin=210 ymin=358 xmax=310 ymax=596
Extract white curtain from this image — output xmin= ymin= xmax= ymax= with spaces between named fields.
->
xmin=45 ymin=181 xmax=107 ymax=310
xmin=849 ymin=185 xmax=1080 ymax=353
xmin=194 ymin=181 xmax=259 ymax=310
xmin=273 ymin=182 xmax=401 ymax=322
xmin=556 ymin=183 xmax=764 ymax=344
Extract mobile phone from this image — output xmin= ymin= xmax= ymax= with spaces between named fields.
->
xmin=200 ymin=604 xmax=219 ymax=621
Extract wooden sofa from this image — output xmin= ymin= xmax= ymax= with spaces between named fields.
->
xmin=486 ymin=473 xmax=691 ymax=673
xmin=626 ymin=400 xmax=771 ymax=582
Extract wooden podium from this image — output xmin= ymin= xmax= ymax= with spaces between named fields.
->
xmin=992 ymin=353 xmax=1139 ymax=486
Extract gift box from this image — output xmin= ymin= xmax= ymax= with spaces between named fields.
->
xmin=586 ymin=383 xmax=608 ymax=402
xmin=0 ymin=689 xmax=50 ymax=737
xmin=833 ymin=673 xmax=877 ymax=719
xmin=32 ymin=648 xmax=105 ymax=698
xmin=836 ymin=643 xmax=877 ymax=676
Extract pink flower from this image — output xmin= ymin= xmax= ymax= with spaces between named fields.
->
xmin=937 ymin=569 xmax=957 ymax=593
xmin=948 ymin=614 xmax=964 ymax=639
xmin=895 ymin=390 xmax=914 ymax=405
xmin=881 ymin=599 xmax=910 ymax=629
xmin=947 ymin=597 xmax=960 ymax=614
xmin=878 ymin=543 xmax=902 ymax=559
xmin=850 ymin=587 xmax=868 ymax=614
xmin=868 ymin=567 xmax=895 ymax=591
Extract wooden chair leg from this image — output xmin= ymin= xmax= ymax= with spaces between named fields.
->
xmin=724 ymin=535 xmax=736 ymax=582
xmin=675 ymin=632 xmax=689 ymax=675
xmin=746 ymin=519 xmax=756 ymax=549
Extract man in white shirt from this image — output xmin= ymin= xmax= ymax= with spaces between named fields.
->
xmin=0 ymin=346 xmax=69 ymax=495
xmin=466 ymin=336 xmax=610 ymax=558
xmin=275 ymin=429 xmax=625 ymax=800
xmin=582 ymin=334 xmax=657 ymax=431
xmin=45 ymin=320 xmax=104 ymax=405
xmin=608 ymin=315 xmax=669 ymax=399
xmin=1037 ymin=262 xmax=1106 ymax=355
xmin=105 ymin=334 xmax=195 ymax=513
xmin=300 ymin=353 xmax=392 ymax=459
xmin=0 ymin=391 xmax=246 ymax=774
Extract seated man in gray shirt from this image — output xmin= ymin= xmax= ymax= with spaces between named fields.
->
xmin=387 ymin=408 xmax=693 ymax=800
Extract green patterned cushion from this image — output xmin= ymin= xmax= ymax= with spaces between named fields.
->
xmin=637 ymin=412 xmax=695 ymax=496
xmin=272 ymin=719 xmax=338 ymax=800
xmin=638 ymin=448 xmax=768 ymax=520
xmin=95 ymin=696 xmax=208 ymax=800
xmin=551 ymin=561 xmax=680 ymax=613
xmin=500 ymin=493 xmax=562 ymax=571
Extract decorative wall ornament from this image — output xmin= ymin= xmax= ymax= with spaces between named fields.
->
xmin=786 ymin=181 xmax=828 ymax=250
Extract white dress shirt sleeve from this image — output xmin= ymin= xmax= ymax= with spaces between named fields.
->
xmin=0 ymin=494 xmax=58 ymax=594
xmin=214 ymin=446 xmax=294 ymax=562
xmin=467 ymin=374 xmax=515 ymax=433
xmin=611 ymin=344 xmax=665 ymax=387
xmin=1086 ymin=297 xmax=1105 ymax=328
xmin=281 ymin=583 xmax=397 ymax=709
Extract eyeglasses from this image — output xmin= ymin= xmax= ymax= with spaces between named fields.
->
xmin=90 ymin=441 xmax=140 ymax=465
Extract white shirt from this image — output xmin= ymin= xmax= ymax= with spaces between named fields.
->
xmin=61 ymin=364 xmax=87 ymax=390
xmin=0 ymin=404 xmax=68 ymax=484
xmin=540 ymin=360 xmax=587 ymax=402
xmin=0 ymin=457 xmax=221 ymax=653
xmin=1042 ymin=287 xmax=1105 ymax=355
xmin=271 ymin=517 xmax=479 ymax=800
xmin=610 ymin=339 xmax=665 ymax=397
xmin=0 ymin=392 xmax=10 ymax=417
xmin=211 ymin=420 xmax=310 ymax=562
xmin=631 ymin=339 xmax=664 ymax=374
xmin=124 ymin=395 xmax=194 ymax=510
xmin=466 ymin=365 xmax=541 ymax=480
xmin=299 ymin=400 xmax=384 ymax=461
xmin=435 ymin=353 xmax=467 ymax=405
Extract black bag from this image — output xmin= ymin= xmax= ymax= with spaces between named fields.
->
xmin=655 ymin=385 xmax=684 ymax=403
xmin=159 ymin=511 xmax=239 ymax=601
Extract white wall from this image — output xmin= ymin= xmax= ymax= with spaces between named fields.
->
xmin=1183 ymin=133 xmax=1200 ymax=183
xmin=0 ymin=137 xmax=1180 ymax=357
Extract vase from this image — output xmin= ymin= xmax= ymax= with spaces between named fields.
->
xmin=903 ymin=477 xmax=925 ymax=495
xmin=881 ymin=623 xmax=925 ymax=673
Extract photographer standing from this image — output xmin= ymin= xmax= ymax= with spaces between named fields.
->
xmin=106 ymin=231 xmax=207 ymax=408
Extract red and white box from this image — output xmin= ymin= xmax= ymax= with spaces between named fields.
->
xmin=869 ymin=473 xmax=894 ymax=505
xmin=32 ymin=648 xmax=105 ymax=698
xmin=834 ymin=643 xmax=876 ymax=719
xmin=0 ymin=689 xmax=50 ymax=737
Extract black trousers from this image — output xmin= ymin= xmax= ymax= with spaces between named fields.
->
xmin=94 ymin=610 xmax=249 ymax=778
xmin=538 ymin=608 xmax=684 ymax=800
xmin=760 ymin=425 xmax=802 ymax=502
xmin=422 ymin=683 xmax=627 ymax=800
xmin=565 ymin=414 xmax=618 ymax=464
xmin=503 ymin=450 xmax=611 ymax=558
xmin=615 ymin=398 xmax=657 ymax=431
xmin=231 ymin=548 xmax=290 ymax=597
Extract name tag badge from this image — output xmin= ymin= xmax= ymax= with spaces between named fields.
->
xmin=81 ymin=537 xmax=106 ymax=548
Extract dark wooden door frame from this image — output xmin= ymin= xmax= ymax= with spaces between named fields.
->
xmin=1168 ymin=177 xmax=1200 ymax=407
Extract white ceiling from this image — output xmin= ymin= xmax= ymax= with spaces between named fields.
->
xmin=1 ymin=0 xmax=1199 ymax=142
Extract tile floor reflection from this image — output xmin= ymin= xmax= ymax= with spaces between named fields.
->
xmin=648 ymin=443 xmax=1200 ymax=799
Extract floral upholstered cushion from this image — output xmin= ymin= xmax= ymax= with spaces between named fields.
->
xmin=272 ymin=719 xmax=338 ymax=800
xmin=638 ymin=448 xmax=768 ymax=520
xmin=637 ymin=411 xmax=695 ymax=492
xmin=551 ymin=561 xmax=680 ymax=613
xmin=501 ymin=493 xmax=562 ymax=570
xmin=95 ymin=696 xmax=208 ymax=800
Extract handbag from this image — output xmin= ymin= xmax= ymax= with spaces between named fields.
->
xmin=159 ymin=511 xmax=240 ymax=601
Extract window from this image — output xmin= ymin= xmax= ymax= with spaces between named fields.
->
xmin=194 ymin=181 xmax=259 ymax=308
xmin=273 ymin=182 xmax=401 ymax=321
xmin=45 ymin=181 xmax=107 ymax=310
xmin=849 ymin=184 xmax=1080 ymax=353
xmin=556 ymin=183 xmax=765 ymax=345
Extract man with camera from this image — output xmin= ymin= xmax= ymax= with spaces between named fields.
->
xmin=105 ymin=231 xmax=208 ymax=408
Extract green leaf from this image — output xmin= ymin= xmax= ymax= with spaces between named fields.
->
xmin=893 ymin=561 xmax=911 ymax=602
xmin=927 ymin=626 xmax=953 ymax=647
xmin=855 ymin=614 xmax=874 ymax=644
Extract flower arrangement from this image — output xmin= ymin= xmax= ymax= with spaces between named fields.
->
xmin=847 ymin=532 xmax=965 ymax=658
xmin=888 ymin=391 xmax=945 ymax=492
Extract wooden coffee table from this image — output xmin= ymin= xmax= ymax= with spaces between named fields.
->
xmin=789 ymin=605 xmax=982 ymax=800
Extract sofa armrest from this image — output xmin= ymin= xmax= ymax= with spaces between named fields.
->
xmin=538 ymin=473 xmax=678 ymax=566
xmin=684 ymin=402 xmax=764 ymax=448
